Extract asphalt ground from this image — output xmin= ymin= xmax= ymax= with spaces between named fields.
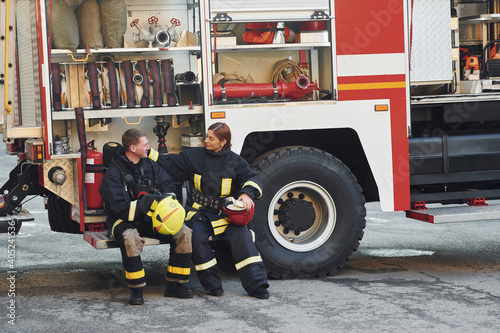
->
xmin=1 ymin=136 xmax=500 ymax=332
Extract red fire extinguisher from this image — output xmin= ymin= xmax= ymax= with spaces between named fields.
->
xmin=85 ymin=140 xmax=103 ymax=210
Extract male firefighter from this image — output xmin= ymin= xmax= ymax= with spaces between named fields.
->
xmin=99 ymin=128 xmax=193 ymax=305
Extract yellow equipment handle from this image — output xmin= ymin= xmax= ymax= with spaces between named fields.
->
xmin=67 ymin=53 xmax=93 ymax=62
xmin=4 ymin=0 xmax=12 ymax=114
xmin=121 ymin=116 xmax=144 ymax=125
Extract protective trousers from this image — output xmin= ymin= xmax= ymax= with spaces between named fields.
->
xmin=186 ymin=211 xmax=268 ymax=293
xmin=112 ymin=220 xmax=192 ymax=287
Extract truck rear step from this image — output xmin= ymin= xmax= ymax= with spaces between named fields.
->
xmin=0 ymin=209 xmax=34 ymax=233
xmin=406 ymin=204 xmax=500 ymax=223
xmin=83 ymin=231 xmax=168 ymax=249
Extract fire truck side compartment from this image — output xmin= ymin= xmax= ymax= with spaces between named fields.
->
xmin=409 ymin=130 xmax=500 ymax=203
xmin=409 ymin=132 xmax=500 ymax=178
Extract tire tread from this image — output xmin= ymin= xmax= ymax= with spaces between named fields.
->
xmin=252 ymin=146 xmax=366 ymax=278
xmin=47 ymin=194 xmax=82 ymax=234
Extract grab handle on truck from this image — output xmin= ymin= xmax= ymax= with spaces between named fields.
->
xmin=121 ymin=116 xmax=145 ymax=125
xmin=67 ymin=53 xmax=93 ymax=62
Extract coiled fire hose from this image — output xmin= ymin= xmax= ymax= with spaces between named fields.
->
xmin=271 ymin=59 xmax=305 ymax=83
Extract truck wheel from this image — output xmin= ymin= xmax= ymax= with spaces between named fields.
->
xmin=47 ymin=193 xmax=82 ymax=234
xmin=251 ymin=146 xmax=366 ymax=278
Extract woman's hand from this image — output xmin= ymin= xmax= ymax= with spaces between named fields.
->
xmin=237 ymin=193 xmax=254 ymax=211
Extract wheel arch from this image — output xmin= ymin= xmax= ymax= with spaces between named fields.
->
xmin=241 ymin=128 xmax=379 ymax=202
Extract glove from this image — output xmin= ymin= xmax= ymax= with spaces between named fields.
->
xmin=133 ymin=184 xmax=149 ymax=199
xmin=139 ymin=194 xmax=167 ymax=216
xmin=132 ymin=179 xmax=152 ymax=199
xmin=222 ymin=197 xmax=234 ymax=208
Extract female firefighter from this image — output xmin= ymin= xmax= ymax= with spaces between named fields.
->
xmin=150 ymin=122 xmax=269 ymax=299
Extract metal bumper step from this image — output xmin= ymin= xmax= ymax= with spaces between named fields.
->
xmin=83 ymin=231 xmax=168 ymax=249
xmin=0 ymin=209 xmax=34 ymax=223
xmin=0 ymin=209 xmax=34 ymax=233
xmin=406 ymin=204 xmax=500 ymax=223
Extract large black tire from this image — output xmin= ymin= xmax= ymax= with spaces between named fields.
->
xmin=251 ymin=146 xmax=366 ymax=278
xmin=47 ymin=193 xmax=82 ymax=234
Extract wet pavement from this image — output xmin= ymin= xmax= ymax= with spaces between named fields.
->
xmin=1 ymin=138 xmax=500 ymax=332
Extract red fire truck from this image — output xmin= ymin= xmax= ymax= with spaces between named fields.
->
xmin=1 ymin=0 xmax=500 ymax=278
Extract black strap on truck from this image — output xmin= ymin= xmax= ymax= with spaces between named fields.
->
xmin=161 ymin=59 xmax=177 ymax=106
xmin=51 ymin=63 xmax=63 ymax=111
xmin=87 ymin=63 xmax=101 ymax=109
xmin=75 ymin=107 xmax=87 ymax=211
xmin=86 ymin=141 xmax=103 ymax=175
xmin=122 ymin=61 xmax=136 ymax=108
xmin=137 ymin=60 xmax=151 ymax=107
xmin=149 ymin=60 xmax=163 ymax=107
xmin=106 ymin=61 xmax=120 ymax=109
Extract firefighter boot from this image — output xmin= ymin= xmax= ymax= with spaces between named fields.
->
xmin=129 ymin=287 xmax=144 ymax=305
xmin=164 ymin=282 xmax=194 ymax=299
xmin=210 ymin=286 xmax=224 ymax=296
xmin=249 ymin=285 xmax=270 ymax=299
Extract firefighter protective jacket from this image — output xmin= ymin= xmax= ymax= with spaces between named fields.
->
xmin=99 ymin=153 xmax=177 ymax=231
xmin=151 ymin=146 xmax=267 ymax=293
xmin=152 ymin=146 xmax=262 ymax=209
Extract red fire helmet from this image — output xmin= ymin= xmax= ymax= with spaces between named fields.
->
xmin=222 ymin=202 xmax=255 ymax=226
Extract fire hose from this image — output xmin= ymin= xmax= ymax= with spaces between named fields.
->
xmin=213 ymin=76 xmax=327 ymax=100
xmin=175 ymin=71 xmax=197 ymax=84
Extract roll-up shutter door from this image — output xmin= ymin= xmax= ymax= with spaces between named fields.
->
xmin=209 ymin=0 xmax=331 ymax=21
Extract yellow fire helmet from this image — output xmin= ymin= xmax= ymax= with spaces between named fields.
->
xmin=152 ymin=196 xmax=186 ymax=235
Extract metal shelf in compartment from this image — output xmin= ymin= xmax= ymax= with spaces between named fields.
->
xmin=51 ymin=105 xmax=203 ymax=120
